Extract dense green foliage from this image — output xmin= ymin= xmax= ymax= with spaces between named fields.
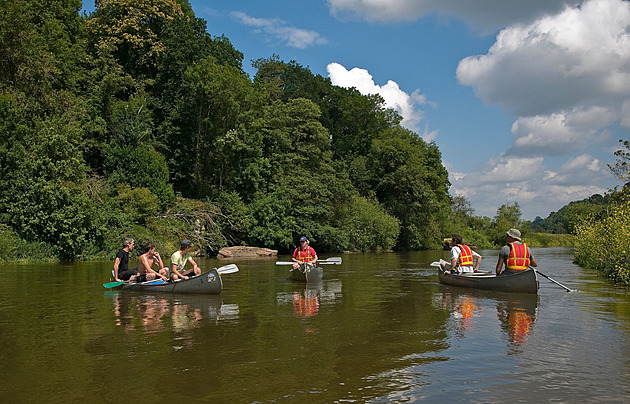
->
xmin=4 ymin=0 xmax=617 ymax=265
xmin=530 ymin=194 xmax=610 ymax=234
xmin=0 ymin=0 xmax=455 ymax=261
xmin=574 ymin=191 xmax=630 ymax=286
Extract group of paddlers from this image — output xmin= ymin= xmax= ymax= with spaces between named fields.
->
xmin=440 ymin=228 xmax=538 ymax=275
xmin=113 ymin=239 xmax=201 ymax=283
xmin=113 ymin=235 xmax=319 ymax=284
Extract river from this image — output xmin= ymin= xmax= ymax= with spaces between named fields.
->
xmin=0 ymin=247 xmax=629 ymax=403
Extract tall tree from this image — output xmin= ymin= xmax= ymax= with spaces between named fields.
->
xmin=367 ymin=127 xmax=450 ymax=249
xmin=169 ymin=56 xmax=254 ymax=198
xmin=608 ymin=139 xmax=630 ymax=184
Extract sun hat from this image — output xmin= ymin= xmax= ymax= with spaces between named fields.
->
xmin=506 ymin=229 xmax=522 ymax=241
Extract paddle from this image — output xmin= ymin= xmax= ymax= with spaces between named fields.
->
xmin=103 ymin=281 xmax=126 ymax=288
xmin=532 ymin=267 xmax=577 ymax=292
xmin=276 ymin=257 xmax=342 ymax=266
xmin=217 ymin=263 xmax=239 ymax=275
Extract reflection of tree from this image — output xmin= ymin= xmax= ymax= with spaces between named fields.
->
xmin=497 ymin=295 xmax=539 ymax=348
xmin=293 ymin=288 xmax=320 ymax=318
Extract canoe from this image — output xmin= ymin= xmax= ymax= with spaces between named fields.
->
xmin=121 ymin=268 xmax=223 ymax=294
xmin=436 ymin=260 xmax=539 ymax=294
xmin=289 ymin=264 xmax=323 ymax=282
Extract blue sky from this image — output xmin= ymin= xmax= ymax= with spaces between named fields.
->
xmin=86 ymin=0 xmax=630 ymax=220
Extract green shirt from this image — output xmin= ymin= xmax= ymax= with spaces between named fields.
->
xmin=169 ymin=250 xmax=192 ymax=275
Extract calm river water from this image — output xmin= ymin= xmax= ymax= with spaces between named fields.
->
xmin=1 ymin=248 xmax=629 ymax=403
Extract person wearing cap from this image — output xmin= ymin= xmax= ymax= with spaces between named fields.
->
xmin=441 ymin=234 xmax=482 ymax=274
xmin=496 ymin=229 xmax=538 ymax=275
xmin=292 ymin=236 xmax=318 ymax=270
xmin=169 ymin=239 xmax=201 ymax=280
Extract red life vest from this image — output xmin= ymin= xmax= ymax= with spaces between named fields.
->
xmin=294 ymin=247 xmax=315 ymax=262
xmin=507 ymin=243 xmax=531 ymax=270
xmin=457 ymin=244 xmax=473 ymax=267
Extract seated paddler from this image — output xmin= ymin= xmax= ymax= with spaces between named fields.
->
xmin=441 ymin=234 xmax=482 ymax=274
xmin=496 ymin=229 xmax=538 ymax=275
xmin=169 ymin=239 xmax=201 ymax=280
xmin=292 ymin=236 xmax=318 ymax=271
xmin=136 ymin=243 xmax=169 ymax=283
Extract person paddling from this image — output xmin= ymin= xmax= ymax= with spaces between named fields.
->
xmin=292 ymin=236 xmax=318 ymax=271
xmin=441 ymin=234 xmax=482 ymax=274
xmin=496 ymin=229 xmax=538 ymax=275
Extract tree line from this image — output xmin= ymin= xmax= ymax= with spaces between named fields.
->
xmin=0 ymin=0 xmax=624 ymax=263
xmin=0 ymin=0 xmax=448 ymax=260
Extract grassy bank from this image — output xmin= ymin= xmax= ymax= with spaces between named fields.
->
xmin=525 ymin=233 xmax=577 ymax=248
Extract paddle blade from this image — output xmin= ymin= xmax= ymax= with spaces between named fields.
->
xmin=217 ymin=264 xmax=239 ymax=274
xmin=317 ymin=257 xmax=342 ymax=265
xmin=103 ymin=281 xmax=124 ymax=289
xmin=430 ymin=259 xmax=449 ymax=267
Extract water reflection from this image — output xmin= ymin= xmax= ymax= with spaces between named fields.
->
xmin=107 ymin=291 xmax=240 ymax=334
xmin=436 ymin=292 xmax=481 ymax=337
xmin=434 ymin=288 xmax=539 ymax=349
xmin=292 ymin=286 xmax=320 ymax=318
xmin=276 ymin=280 xmax=343 ymax=318
xmin=496 ymin=294 xmax=539 ymax=349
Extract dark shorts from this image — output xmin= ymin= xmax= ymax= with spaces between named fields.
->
xmin=136 ymin=273 xmax=148 ymax=283
xmin=119 ymin=267 xmax=138 ymax=281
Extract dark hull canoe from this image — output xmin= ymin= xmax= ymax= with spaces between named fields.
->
xmin=438 ymin=268 xmax=539 ymax=294
xmin=121 ymin=268 xmax=223 ymax=294
xmin=289 ymin=265 xmax=323 ymax=282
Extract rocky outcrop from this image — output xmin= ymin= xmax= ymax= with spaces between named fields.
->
xmin=217 ymin=246 xmax=278 ymax=258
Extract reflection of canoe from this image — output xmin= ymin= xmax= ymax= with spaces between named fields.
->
xmin=289 ymin=264 xmax=323 ymax=282
xmin=121 ymin=268 xmax=223 ymax=294
xmin=437 ymin=262 xmax=538 ymax=294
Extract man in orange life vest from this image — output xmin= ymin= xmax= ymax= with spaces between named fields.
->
xmin=292 ymin=236 xmax=318 ymax=270
xmin=495 ymin=228 xmax=538 ymax=275
xmin=441 ymin=234 xmax=482 ymax=274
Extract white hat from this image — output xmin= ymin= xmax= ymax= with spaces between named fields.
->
xmin=506 ymin=229 xmax=522 ymax=241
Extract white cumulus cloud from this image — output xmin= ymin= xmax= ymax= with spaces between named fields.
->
xmin=456 ymin=0 xmax=630 ymax=158
xmin=450 ymin=154 xmax=611 ymax=218
xmin=327 ymin=62 xmax=429 ymax=133
xmin=230 ymin=11 xmax=327 ymax=49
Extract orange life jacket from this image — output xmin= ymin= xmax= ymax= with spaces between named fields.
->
xmin=507 ymin=243 xmax=530 ymax=270
xmin=295 ymin=247 xmax=314 ymax=262
xmin=457 ymin=244 xmax=473 ymax=267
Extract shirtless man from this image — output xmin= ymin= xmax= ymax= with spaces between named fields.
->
xmin=136 ymin=243 xmax=169 ymax=283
